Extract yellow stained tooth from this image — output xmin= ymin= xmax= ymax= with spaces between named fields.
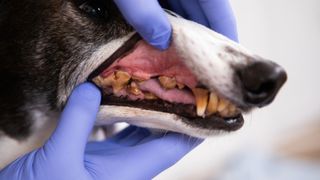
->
xmin=206 ymin=92 xmax=219 ymax=115
xmin=220 ymin=108 xmax=230 ymax=117
xmin=113 ymin=71 xmax=131 ymax=93
xmin=144 ymin=92 xmax=158 ymax=100
xmin=128 ymin=82 xmax=142 ymax=96
xmin=217 ymin=98 xmax=229 ymax=112
xmin=115 ymin=71 xmax=131 ymax=83
xmin=92 ymin=76 xmax=104 ymax=87
xmin=177 ymin=83 xmax=185 ymax=89
xmin=103 ymin=73 xmax=117 ymax=86
xmin=132 ymin=76 xmax=145 ymax=82
xmin=159 ymin=76 xmax=177 ymax=89
xmin=93 ymin=73 xmax=116 ymax=88
xmin=228 ymin=105 xmax=239 ymax=117
xmin=220 ymin=104 xmax=238 ymax=117
xmin=192 ymin=88 xmax=209 ymax=117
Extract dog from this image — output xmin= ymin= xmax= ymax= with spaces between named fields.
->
xmin=0 ymin=0 xmax=287 ymax=169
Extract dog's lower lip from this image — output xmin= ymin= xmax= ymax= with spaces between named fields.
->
xmin=100 ymin=95 xmax=244 ymax=131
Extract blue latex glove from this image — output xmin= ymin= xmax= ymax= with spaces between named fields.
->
xmin=0 ymin=83 xmax=201 ymax=180
xmin=114 ymin=0 xmax=238 ymax=50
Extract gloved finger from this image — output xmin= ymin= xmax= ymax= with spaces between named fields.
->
xmin=85 ymin=140 xmax=123 ymax=153
xmin=114 ymin=0 xmax=171 ymax=50
xmin=86 ymin=126 xmax=138 ymax=152
xmin=113 ymin=133 xmax=203 ymax=179
xmin=108 ymin=125 xmax=138 ymax=142
xmin=178 ymin=0 xmax=210 ymax=27
xmin=165 ymin=0 xmax=188 ymax=18
xmin=198 ymin=0 xmax=238 ymax=42
xmin=86 ymin=127 xmax=150 ymax=152
xmin=116 ymin=127 xmax=151 ymax=146
xmin=46 ymin=83 xmax=101 ymax=161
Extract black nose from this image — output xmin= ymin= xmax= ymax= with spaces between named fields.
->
xmin=239 ymin=61 xmax=287 ymax=106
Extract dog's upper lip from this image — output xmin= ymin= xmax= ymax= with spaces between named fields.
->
xmin=88 ymin=34 xmax=142 ymax=80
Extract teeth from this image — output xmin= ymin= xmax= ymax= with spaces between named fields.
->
xmin=159 ymin=76 xmax=177 ymax=89
xmin=127 ymin=82 xmax=142 ymax=96
xmin=132 ymin=76 xmax=145 ymax=82
xmin=220 ymin=108 xmax=230 ymax=117
xmin=177 ymin=83 xmax=185 ymax=89
xmin=192 ymin=88 xmax=209 ymax=117
xmin=93 ymin=73 xmax=116 ymax=88
xmin=94 ymin=72 xmax=240 ymax=118
xmin=217 ymin=98 xmax=230 ymax=113
xmin=144 ymin=92 xmax=158 ymax=100
xmin=218 ymin=100 xmax=238 ymax=117
xmin=92 ymin=76 xmax=104 ymax=87
xmin=228 ymin=104 xmax=237 ymax=116
xmin=113 ymin=71 xmax=131 ymax=93
xmin=206 ymin=92 xmax=219 ymax=115
xmin=92 ymin=71 xmax=131 ymax=93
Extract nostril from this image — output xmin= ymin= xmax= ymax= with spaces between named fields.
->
xmin=239 ymin=61 xmax=287 ymax=106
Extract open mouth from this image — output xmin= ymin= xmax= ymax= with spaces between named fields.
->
xmin=88 ymin=34 xmax=244 ymax=132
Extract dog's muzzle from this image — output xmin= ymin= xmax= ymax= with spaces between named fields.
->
xmin=61 ymin=12 xmax=287 ymax=138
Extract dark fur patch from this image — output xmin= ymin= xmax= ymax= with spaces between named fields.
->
xmin=0 ymin=0 xmax=132 ymax=139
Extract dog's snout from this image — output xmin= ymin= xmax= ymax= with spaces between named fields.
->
xmin=239 ymin=61 xmax=287 ymax=106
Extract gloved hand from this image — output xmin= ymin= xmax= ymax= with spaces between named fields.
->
xmin=114 ymin=0 xmax=238 ymax=50
xmin=0 ymin=83 xmax=202 ymax=180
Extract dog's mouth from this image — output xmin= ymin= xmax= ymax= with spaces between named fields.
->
xmin=88 ymin=34 xmax=244 ymax=131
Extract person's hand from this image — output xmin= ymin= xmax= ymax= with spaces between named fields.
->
xmin=114 ymin=0 xmax=238 ymax=50
xmin=0 ymin=83 xmax=202 ymax=180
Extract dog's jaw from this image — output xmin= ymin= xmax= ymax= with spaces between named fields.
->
xmin=96 ymin=106 xmax=225 ymax=138
xmin=57 ymin=13 xmax=272 ymax=137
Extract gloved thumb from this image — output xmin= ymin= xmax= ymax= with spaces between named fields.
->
xmin=118 ymin=133 xmax=203 ymax=179
xmin=114 ymin=0 xmax=172 ymax=50
xmin=45 ymin=83 xmax=101 ymax=162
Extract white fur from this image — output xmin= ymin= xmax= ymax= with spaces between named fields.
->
xmin=168 ymin=15 xmax=261 ymax=106
xmin=0 ymin=108 xmax=57 ymax=169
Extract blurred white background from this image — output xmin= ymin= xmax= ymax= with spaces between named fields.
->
xmin=156 ymin=0 xmax=320 ymax=179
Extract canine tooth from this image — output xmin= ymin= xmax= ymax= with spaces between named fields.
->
xmin=159 ymin=76 xmax=177 ymax=89
xmin=206 ymin=92 xmax=219 ymax=115
xmin=217 ymin=99 xmax=229 ymax=112
xmin=192 ymin=88 xmax=209 ymax=117
xmin=127 ymin=82 xmax=142 ymax=96
xmin=144 ymin=92 xmax=158 ymax=100
xmin=177 ymin=83 xmax=185 ymax=89
xmin=113 ymin=71 xmax=131 ymax=93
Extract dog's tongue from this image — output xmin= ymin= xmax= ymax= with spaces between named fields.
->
xmin=138 ymin=79 xmax=195 ymax=104
xmin=101 ymin=41 xmax=198 ymax=88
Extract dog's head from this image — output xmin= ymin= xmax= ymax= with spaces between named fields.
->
xmin=0 ymin=0 xmax=287 ymax=139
